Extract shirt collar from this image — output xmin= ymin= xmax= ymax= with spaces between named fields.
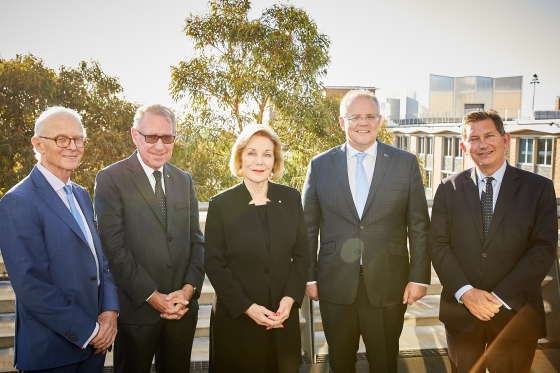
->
xmin=477 ymin=160 xmax=507 ymax=185
xmin=136 ymin=152 xmax=164 ymax=178
xmin=346 ymin=141 xmax=378 ymax=159
xmin=36 ymin=162 xmax=72 ymax=191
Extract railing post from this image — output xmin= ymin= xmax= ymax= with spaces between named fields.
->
xmin=301 ymin=296 xmax=316 ymax=363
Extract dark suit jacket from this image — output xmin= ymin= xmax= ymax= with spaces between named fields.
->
xmin=0 ymin=166 xmax=119 ymax=371
xmin=203 ymin=182 xmax=309 ymax=372
xmin=302 ymin=142 xmax=431 ymax=306
xmin=429 ymin=164 xmax=558 ymax=340
xmin=94 ymin=152 xmax=205 ymax=324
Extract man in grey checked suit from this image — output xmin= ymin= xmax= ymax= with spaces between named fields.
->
xmin=302 ymin=89 xmax=431 ymax=373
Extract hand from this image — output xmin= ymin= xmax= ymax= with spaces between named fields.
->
xmin=90 ymin=310 xmax=117 ymax=354
xmin=305 ymin=283 xmax=318 ymax=301
xmin=461 ymin=288 xmax=502 ymax=321
xmin=402 ymin=283 xmax=427 ymax=305
xmin=245 ymin=303 xmax=283 ymax=329
xmin=162 ymin=284 xmax=195 ymax=320
xmin=267 ymin=297 xmax=295 ymax=330
xmin=147 ymin=291 xmax=185 ymax=319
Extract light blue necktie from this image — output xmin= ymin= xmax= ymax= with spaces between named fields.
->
xmin=356 ymin=152 xmax=368 ymax=218
xmin=64 ymin=185 xmax=87 ymax=239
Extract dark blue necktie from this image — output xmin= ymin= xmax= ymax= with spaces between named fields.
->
xmin=481 ymin=177 xmax=494 ymax=238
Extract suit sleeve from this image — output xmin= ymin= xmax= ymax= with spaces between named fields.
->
xmin=282 ymin=193 xmax=311 ymax=307
xmin=0 ymin=193 xmax=97 ymax=348
xmin=492 ymin=179 xmax=558 ymax=311
xmin=405 ymin=156 xmax=431 ymax=284
xmin=429 ymin=181 xmax=472 ymax=300
xmin=302 ymin=159 xmax=321 ymax=282
xmin=183 ymin=175 xmax=205 ymax=297
xmin=204 ymin=198 xmax=253 ymax=318
xmin=94 ymin=169 xmax=159 ymax=308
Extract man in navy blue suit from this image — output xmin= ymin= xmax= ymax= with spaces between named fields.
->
xmin=0 ymin=107 xmax=119 ymax=372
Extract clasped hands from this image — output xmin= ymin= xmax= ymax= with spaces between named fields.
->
xmin=461 ymin=288 xmax=503 ymax=321
xmin=147 ymin=284 xmax=196 ymax=320
xmin=245 ymin=296 xmax=295 ymax=330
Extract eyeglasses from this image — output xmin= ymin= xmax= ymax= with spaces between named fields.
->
xmin=136 ymin=130 xmax=176 ymax=144
xmin=344 ymin=114 xmax=380 ymax=123
xmin=39 ymin=136 xmax=89 ymax=148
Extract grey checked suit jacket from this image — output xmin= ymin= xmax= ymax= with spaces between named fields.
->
xmin=302 ymin=142 xmax=430 ymax=307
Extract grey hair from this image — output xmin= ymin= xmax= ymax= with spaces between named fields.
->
xmin=339 ymin=89 xmax=380 ymax=117
xmin=133 ymin=104 xmax=176 ymax=133
xmin=34 ymin=107 xmax=85 ymax=137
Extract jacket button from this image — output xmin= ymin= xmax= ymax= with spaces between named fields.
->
xmin=264 ymin=268 xmax=270 ymax=274
xmin=90 ymin=276 xmax=97 ymax=282
xmin=360 ymin=226 xmax=364 ymax=230
xmin=167 ymin=237 xmax=172 ymax=242
xmin=166 ymin=264 xmax=172 ymax=269
xmin=482 ymin=253 xmax=487 ymax=258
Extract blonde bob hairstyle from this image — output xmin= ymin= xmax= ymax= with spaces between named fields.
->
xmin=229 ymin=124 xmax=284 ymax=181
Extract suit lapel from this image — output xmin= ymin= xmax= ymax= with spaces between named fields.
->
xmin=333 ymin=144 xmax=359 ymax=219
xmin=128 ymin=154 xmax=167 ymax=229
xmin=463 ymin=168 xmax=485 ymax=243
xmin=484 ymin=164 xmax=519 ymax=247
xmin=31 ymin=168 xmax=88 ymax=244
xmin=365 ymin=142 xmax=391 ymax=215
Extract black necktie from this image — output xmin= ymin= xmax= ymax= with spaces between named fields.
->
xmin=153 ymin=171 xmax=167 ymax=227
xmin=481 ymin=176 xmax=494 ymax=238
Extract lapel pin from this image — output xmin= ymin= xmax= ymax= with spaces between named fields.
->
xmin=279 ymin=200 xmax=282 ymax=203
xmin=384 ymin=154 xmax=388 ymax=157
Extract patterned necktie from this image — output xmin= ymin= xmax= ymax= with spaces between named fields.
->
xmin=63 ymin=185 xmax=87 ymax=238
xmin=153 ymin=171 xmax=167 ymax=227
xmin=356 ymin=152 xmax=368 ymax=218
xmin=481 ymin=176 xmax=494 ymax=238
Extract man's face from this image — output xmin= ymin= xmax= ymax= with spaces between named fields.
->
xmin=460 ymin=118 xmax=510 ymax=176
xmin=339 ymin=96 xmax=381 ymax=151
xmin=31 ymin=115 xmax=85 ymax=182
xmin=131 ymin=112 xmax=174 ymax=170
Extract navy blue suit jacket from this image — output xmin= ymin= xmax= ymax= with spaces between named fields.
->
xmin=0 ymin=166 xmax=119 ymax=371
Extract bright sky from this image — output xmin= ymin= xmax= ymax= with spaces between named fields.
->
xmin=1 ymin=0 xmax=558 ymax=115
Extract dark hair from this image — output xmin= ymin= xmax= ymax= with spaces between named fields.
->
xmin=462 ymin=109 xmax=505 ymax=140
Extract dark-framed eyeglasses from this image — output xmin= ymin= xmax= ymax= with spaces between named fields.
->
xmin=39 ymin=136 xmax=89 ymax=148
xmin=136 ymin=130 xmax=176 ymax=144
xmin=344 ymin=114 xmax=380 ymax=123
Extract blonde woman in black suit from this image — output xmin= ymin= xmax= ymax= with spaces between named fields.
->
xmin=204 ymin=124 xmax=309 ymax=373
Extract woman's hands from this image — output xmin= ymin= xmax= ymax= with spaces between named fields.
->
xmin=244 ymin=296 xmax=295 ymax=330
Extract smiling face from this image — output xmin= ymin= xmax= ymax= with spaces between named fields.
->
xmin=460 ymin=118 xmax=510 ymax=175
xmin=131 ymin=112 xmax=174 ymax=170
xmin=241 ymin=134 xmax=275 ymax=186
xmin=31 ymin=114 xmax=85 ymax=183
xmin=339 ymin=95 xmax=381 ymax=151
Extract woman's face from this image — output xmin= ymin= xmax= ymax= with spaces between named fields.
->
xmin=241 ymin=135 xmax=275 ymax=184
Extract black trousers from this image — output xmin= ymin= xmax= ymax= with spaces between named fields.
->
xmin=113 ymin=311 xmax=198 ymax=373
xmin=446 ymin=323 xmax=537 ymax=373
xmin=319 ymin=273 xmax=407 ymax=373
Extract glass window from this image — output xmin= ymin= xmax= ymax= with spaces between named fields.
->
xmin=427 ymin=137 xmax=434 ymax=155
xmin=537 ymin=138 xmax=552 ymax=165
xmin=418 ymin=137 xmax=425 ymax=154
xmin=444 ymin=137 xmax=452 ymax=157
xmin=518 ymin=138 xmax=533 ymax=164
xmin=454 ymin=137 xmax=463 ymax=157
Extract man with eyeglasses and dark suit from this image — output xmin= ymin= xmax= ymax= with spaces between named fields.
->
xmin=0 ymin=107 xmax=119 ymax=372
xmin=94 ymin=104 xmax=205 ymax=373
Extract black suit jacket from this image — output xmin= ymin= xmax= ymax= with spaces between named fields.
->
xmin=94 ymin=152 xmax=205 ymax=324
xmin=429 ymin=164 xmax=558 ymax=339
xmin=204 ymin=182 xmax=309 ymax=319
